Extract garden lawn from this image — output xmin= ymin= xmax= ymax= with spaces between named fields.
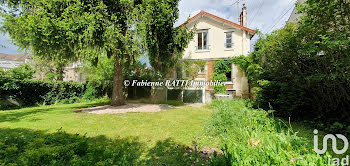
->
xmin=1 ymin=98 xmax=336 ymax=165
xmin=0 ymin=99 xmax=212 ymax=146
xmin=0 ymin=99 xmax=217 ymax=165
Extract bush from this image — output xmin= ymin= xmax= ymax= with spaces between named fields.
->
xmin=247 ymin=0 xmax=350 ymax=132
xmin=213 ymin=73 xmax=226 ymax=94
xmin=207 ymin=99 xmax=328 ymax=165
xmin=83 ymin=80 xmax=111 ymax=100
xmin=1 ymin=64 xmax=35 ymax=80
xmin=0 ymin=77 xmax=85 ymax=107
xmin=0 ymin=128 xmax=142 ymax=165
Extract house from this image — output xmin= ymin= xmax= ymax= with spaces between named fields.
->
xmin=167 ymin=4 xmax=256 ymax=103
xmin=0 ymin=53 xmax=86 ymax=82
xmin=35 ymin=61 xmax=86 ymax=82
xmin=287 ymin=0 xmax=306 ymax=23
xmin=0 ymin=53 xmax=32 ymax=71
xmin=63 ymin=62 xmax=86 ymax=83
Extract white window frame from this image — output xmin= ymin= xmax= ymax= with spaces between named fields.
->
xmin=224 ymin=30 xmax=234 ymax=50
xmin=196 ymin=29 xmax=209 ymax=51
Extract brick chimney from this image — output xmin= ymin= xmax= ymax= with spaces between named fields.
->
xmin=239 ymin=3 xmax=247 ymax=27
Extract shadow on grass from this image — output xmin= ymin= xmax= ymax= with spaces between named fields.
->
xmin=0 ymin=128 xmax=223 ymax=165
xmin=0 ymin=128 xmax=143 ymax=165
xmin=0 ymin=108 xmax=56 ymax=122
xmin=0 ymin=101 xmax=110 ymax=122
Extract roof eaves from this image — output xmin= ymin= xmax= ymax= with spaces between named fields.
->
xmin=180 ymin=10 xmax=256 ymax=35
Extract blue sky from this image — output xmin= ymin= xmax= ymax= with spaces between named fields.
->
xmin=0 ymin=0 xmax=296 ymax=54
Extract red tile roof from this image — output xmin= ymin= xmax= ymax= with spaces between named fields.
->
xmin=181 ymin=10 xmax=256 ymax=35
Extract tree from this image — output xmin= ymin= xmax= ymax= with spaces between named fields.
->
xmin=136 ymin=0 xmax=193 ymax=77
xmin=247 ymin=0 xmax=350 ymax=131
xmin=1 ymin=0 xmax=138 ymax=106
xmin=1 ymin=0 xmax=192 ymax=106
xmin=0 ymin=0 xmax=77 ymax=81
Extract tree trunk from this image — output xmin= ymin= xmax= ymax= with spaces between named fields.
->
xmin=111 ymin=56 xmax=125 ymax=106
xmin=56 ymin=66 xmax=64 ymax=81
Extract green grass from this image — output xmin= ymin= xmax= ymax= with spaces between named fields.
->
xmin=1 ymin=98 xmax=342 ymax=165
xmin=207 ymin=99 xmax=329 ymax=165
xmin=0 ymin=99 xmax=210 ymax=145
xmin=288 ymin=120 xmax=349 ymax=158
xmin=0 ymin=98 xmax=216 ymax=165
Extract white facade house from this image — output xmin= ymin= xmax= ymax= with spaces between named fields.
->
xmin=179 ymin=4 xmax=256 ymax=103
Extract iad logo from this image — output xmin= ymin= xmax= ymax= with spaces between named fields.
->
xmin=314 ymin=129 xmax=349 ymax=165
xmin=314 ymin=129 xmax=349 ymax=154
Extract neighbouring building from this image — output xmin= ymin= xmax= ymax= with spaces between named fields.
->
xmin=0 ymin=53 xmax=32 ymax=71
xmin=287 ymin=0 xmax=306 ymax=23
xmin=63 ymin=62 xmax=86 ymax=82
xmin=36 ymin=61 xmax=86 ymax=83
xmin=0 ymin=53 xmax=86 ymax=82
xmin=156 ymin=4 xmax=256 ymax=103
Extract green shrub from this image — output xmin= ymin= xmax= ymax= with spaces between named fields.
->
xmin=213 ymin=73 xmax=226 ymax=94
xmin=207 ymin=99 xmax=328 ymax=165
xmin=83 ymin=80 xmax=112 ymax=101
xmin=1 ymin=64 xmax=35 ymax=80
xmin=246 ymin=0 xmax=350 ymax=133
xmin=0 ymin=128 xmax=142 ymax=165
xmin=0 ymin=77 xmax=85 ymax=106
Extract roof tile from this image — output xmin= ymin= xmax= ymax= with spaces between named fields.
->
xmin=181 ymin=10 xmax=256 ymax=35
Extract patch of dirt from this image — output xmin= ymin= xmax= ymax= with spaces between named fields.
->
xmin=198 ymin=146 xmax=223 ymax=161
xmin=80 ymin=104 xmax=174 ymax=114
xmin=73 ymin=103 xmax=206 ymax=114
xmin=183 ymin=103 xmax=205 ymax=108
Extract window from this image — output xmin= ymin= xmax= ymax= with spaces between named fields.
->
xmin=197 ymin=31 xmax=208 ymax=50
xmin=225 ymin=32 xmax=233 ymax=49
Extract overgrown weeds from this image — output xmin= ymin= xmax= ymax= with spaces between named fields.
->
xmin=207 ymin=99 xmax=328 ymax=165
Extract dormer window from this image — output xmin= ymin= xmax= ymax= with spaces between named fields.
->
xmin=197 ymin=30 xmax=208 ymax=50
xmin=225 ymin=31 xmax=233 ymax=49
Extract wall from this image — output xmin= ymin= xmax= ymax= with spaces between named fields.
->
xmin=179 ymin=15 xmax=253 ymax=102
xmin=183 ymin=17 xmax=251 ymax=60
xmin=63 ymin=68 xmax=86 ymax=83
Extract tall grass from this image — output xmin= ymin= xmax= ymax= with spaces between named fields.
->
xmin=207 ymin=99 xmax=328 ymax=165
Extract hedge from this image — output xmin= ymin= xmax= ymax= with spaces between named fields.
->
xmin=0 ymin=77 xmax=85 ymax=106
